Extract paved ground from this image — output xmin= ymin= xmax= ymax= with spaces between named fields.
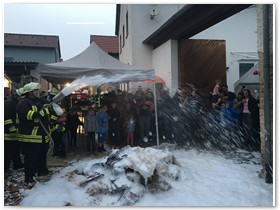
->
xmin=47 ymin=134 xmax=104 ymax=167
xmin=46 ymin=133 xmax=159 ymax=167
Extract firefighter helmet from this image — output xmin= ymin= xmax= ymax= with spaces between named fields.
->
xmin=23 ymin=82 xmax=41 ymax=93
xmin=49 ymin=87 xmax=59 ymax=96
xmin=16 ymin=87 xmax=24 ymax=96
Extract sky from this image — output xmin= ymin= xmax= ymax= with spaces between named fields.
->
xmin=3 ymin=3 xmax=116 ymax=60
xmin=2 ymin=2 xmax=278 ymax=62
xmin=19 ymin=145 xmax=274 ymax=206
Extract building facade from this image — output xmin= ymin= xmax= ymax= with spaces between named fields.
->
xmin=116 ymin=4 xmax=185 ymax=93
xmin=4 ymin=33 xmax=61 ymax=91
xmin=116 ymin=4 xmax=274 ymax=183
xmin=116 ymin=4 xmax=257 ymax=96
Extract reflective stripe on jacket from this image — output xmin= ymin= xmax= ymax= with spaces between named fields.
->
xmin=16 ymin=97 xmax=51 ymax=143
xmin=50 ymin=108 xmax=66 ymax=133
xmin=17 ymin=133 xmax=50 ymax=143
xmin=4 ymin=95 xmax=18 ymax=141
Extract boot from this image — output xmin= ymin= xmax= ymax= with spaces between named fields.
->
xmin=101 ymin=145 xmax=106 ymax=152
xmin=92 ymin=147 xmax=98 ymax=156
xmin=98 ymin=146 xmax=103 ymax=153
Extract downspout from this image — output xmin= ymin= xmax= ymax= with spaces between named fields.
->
xmin=153 ymin=82 xmax=160 ymax=148
xmin=263 ymin=4 xmax=272 ymax=184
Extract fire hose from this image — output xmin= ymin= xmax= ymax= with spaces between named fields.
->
xmin=39 ymin=118 xmax=54 ymax=157
xmin=38 ymin=102 xmax=64 ymax=157
xmin=37 ymin=87 xmax=72 ymax=156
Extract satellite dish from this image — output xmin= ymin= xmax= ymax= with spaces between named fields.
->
xmin=149 ymin=5 xmax=160 ymax=19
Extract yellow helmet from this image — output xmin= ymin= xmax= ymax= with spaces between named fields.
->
xmin=23 ymin=82 xmax=41 ymax=93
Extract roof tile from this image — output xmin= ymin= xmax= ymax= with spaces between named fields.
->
xmin=90 ymin=35 xmax=119 ymax=54
xmin=4 ymin=33 xmax=60 ymax=48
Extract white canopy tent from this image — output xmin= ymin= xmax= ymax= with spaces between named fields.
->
xmin=38 ymin=42 xmax=155 ymax=84
xmin=37 ymin=42 xmax=160 ymax=147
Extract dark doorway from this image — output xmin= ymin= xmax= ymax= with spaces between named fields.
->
xmin=179 ymin=39 xmax=227 ymax=99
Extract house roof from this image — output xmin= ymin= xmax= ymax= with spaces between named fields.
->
xmin=142 ymin=4 xmax=252 ymax=49
xmin=4 ymin=61 xmax=39 ymax=83
xmin=4 ymin=33 xmax=60 ymax=49
xmin=90 ymin=35 xmax=119 ymax=54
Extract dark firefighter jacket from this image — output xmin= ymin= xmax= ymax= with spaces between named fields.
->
xmin=4 ymin=95 xmax=18 ymax=141
xmin=16 ymin=97 xmax=51 ymax=143
xmin=50 ymin=108 xmax=66 ymax=133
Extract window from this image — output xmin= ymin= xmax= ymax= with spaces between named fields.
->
xmin=238 ymin=60 xmax=258 ymax=78
xmin=126 ymin=11 xmax=129 ymax=38
xmin=122 ymin=25 xmax=125 ymax=47
xmin=119 ymin=35 xmax=122 ymax=53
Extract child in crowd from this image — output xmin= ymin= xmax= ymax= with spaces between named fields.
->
xmin=211 ymin=79 xmax=221 ymax=99
xmin=96 ymin=105 xmax=108 ymax=152
xmin=84 ymin=107 xmax=98 ymax=155
xmin=126 ymin=114 xmax=135 ymax=146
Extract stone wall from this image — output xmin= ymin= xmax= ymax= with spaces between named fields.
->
xmin=257 ymin=4 xmax=274 ymax=178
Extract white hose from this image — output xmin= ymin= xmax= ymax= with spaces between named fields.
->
xmin=39 ymin=118 xmax=54 ymax=157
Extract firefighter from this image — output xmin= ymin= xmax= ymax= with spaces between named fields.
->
xmin=4 ymin=88 xmax=25 ymax=175
xmin=16 ymin=82 xmax=52 ymax=184
xmin=94 ymin=88 xmax=103 ymax=109
xmin=50 ymin=110 xmax=67 ymax=157
xmin=49 ymin=87 xmax=67 ymax=158
xmin=47 ymin=86 xmax=59 ymax=102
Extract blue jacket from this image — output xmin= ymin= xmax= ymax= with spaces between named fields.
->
xmin=221 ymin=101 xmax=239 ymax=124
xmin=96 ymin=112 xmax=108 ymax=133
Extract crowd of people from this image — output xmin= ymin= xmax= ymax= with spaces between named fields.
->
xmin=4 ymin=80 xmax=261 ymax=185
xmin=208 ymin=83 xmax=260 ymax=151
xmin=81 ymin=83 xmax=260 ymax=152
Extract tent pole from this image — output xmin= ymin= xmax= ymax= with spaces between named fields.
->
xmin=153 ymin=82 xmax=160 ymax=148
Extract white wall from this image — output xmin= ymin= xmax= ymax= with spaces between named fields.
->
xmin=152 ymin=40 xmax=178 ymax=96
xmin=119 ymin=4 xmax=184 ymax=68
xmin=118 ymin=4 xmax=132 ymax=65
xmin=191 ymin=6 xmax=258 ymax=92
xmin=130 ymin=5 xmax=154 ymax=68
xmin=128 ymin=39 xmax=179 ymax=95
xmin=118 ymin=4 xmax=184 ymax=93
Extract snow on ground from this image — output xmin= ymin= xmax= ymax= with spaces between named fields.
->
xmin=19 ymin=144 xmax=273 ymax=207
